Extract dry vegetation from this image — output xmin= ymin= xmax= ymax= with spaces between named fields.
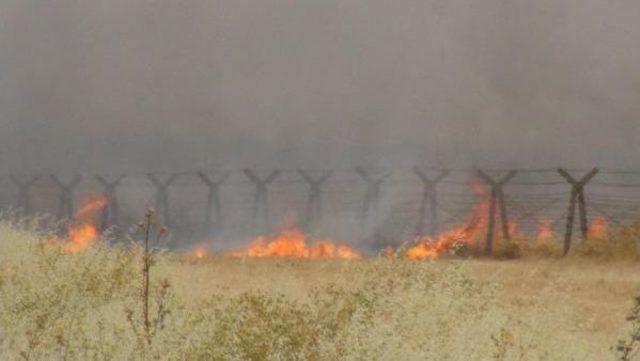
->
xmin=1 ymin=220 xmax=640 ymax=360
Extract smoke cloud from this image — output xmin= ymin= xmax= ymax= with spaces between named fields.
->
xmin=1 ymin=0 xmax=639 ymax=172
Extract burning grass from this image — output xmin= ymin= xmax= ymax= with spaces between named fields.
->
xmin=46 ymin=195 xmax=109 ymax=254
xmin=0 ymin=221 xmax=639 ymax=360
xmin=231 ymin=228 xmax=360 ymax=260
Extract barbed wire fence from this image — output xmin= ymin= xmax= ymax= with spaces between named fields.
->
xmin=2 ymin=167 xmax=640 ymax=253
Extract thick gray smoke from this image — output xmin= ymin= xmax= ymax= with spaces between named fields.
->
xmin=2 ymin=1 xmax=640 ymax=252
xmin=1 ymin=0 xmax=639 ymax=173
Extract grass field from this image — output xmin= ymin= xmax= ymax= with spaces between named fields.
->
xmin=0 ymin=220 xmax=639 ymax=360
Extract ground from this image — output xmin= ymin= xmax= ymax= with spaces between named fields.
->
xmin=0 ymin=221 xmax=638 ymax=360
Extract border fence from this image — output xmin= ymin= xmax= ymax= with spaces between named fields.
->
xmin=3 ymin=167 xmax=640 ymax=254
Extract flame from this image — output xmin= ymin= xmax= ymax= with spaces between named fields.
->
xmin=536 ymin=219 xmax=554 ymax=242
xmin=405 ymin=177 xmax=492 ymax=260
xmin=233 ymin=229 xmax=361 ymax=259
xmin=405 ymin=242 xmax=439 ymax=260
xmin=64 ymin=223 xmax=100 ymax=253
xmin=183 ymin=243 xmax=214 ymax=262
xmin=63 ymin=195 xmax=108 ymax=253
xmin=588 ymin=217 xmax=608 ymax=238
xmin=74 ymin=195 xmax=108 ymax=220
xmin=405 ymin=199 xmax=489 ymax=260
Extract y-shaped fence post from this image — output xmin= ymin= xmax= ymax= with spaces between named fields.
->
xmin=147 ymin=173 xmax=179 ymax=228
xmin=96 ymin=174 xmax=126 ymax=229
xmin=298 ymin=170 xmax=333 ymax=232
xmin=476 ymin=170 xmax=517 ymax=255
xmin=50 ymin=175 xmax=82 ymax=219
xmin=10 ymin=175 xmax=41 ymax=216
xmin=557 ymin=168 xmax=599 ymax=256
xmin=244 ymin=169 xmax=280 ymax=234
xmin=413 ymin=168 xmax=449 ymax=236
xmin=197 ymin=171 xmax=229 ymax=236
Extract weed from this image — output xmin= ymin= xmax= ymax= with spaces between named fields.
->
xmin=614 ymin=296 xmax=640 ymax=361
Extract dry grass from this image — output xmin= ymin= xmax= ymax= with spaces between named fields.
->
xmin=0 ymin=220 xmax=639 ymax=360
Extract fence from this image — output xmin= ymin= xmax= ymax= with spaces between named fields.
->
xmin=3 ymin=167 xmax=640 ymax=253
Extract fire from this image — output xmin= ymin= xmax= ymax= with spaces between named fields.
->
xmin=405 ymin=200 xmax=489 ymax=260
xmin=405 ymin=178 xmax=491 ymax=260
xmin=233 ymin=229 xmax=361 ymax=259
xmin=405 ymin=242 xmax=439 ymax=260
xmin=64 ymin=223 xmax=100 ymax=253
xmin=63 ymin=195 xmax=108 ymax=253
xmin=183 ymin=243 xmax=214 ymax=262
xmin=74 ymin=195 xmax=108 ymax=220
xmin=588 ymin=217 xmax=608 ymax=238
xmin=536 ymin=219 xmax=554 ymax=241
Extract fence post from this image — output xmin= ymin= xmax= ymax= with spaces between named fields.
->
xmin=50 ymin=175 xmax=82 ymax=219
xmin=413 ymin=167 xmax=449 ymax=236
xmin=244 ymin=169 xmax=280 ymax=234
xmin=96 ymin=174 xmax=126 ymax=229
xmin=147 ymin=173 xmax=179 ymax=227
xmin=298 ymin=170 xmax=333 ymax=232
xmin=197 ymin=171 xmax=229 ymax=236
xmin=10 ymin=175 xmax=41 ymax=216
xmin=476 ymin=170 xmax=517 ymax=254
xmin=557 ymin=168 xmax=599 ymax=256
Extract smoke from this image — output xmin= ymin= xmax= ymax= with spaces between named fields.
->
xmin=0 ymin=0 xmax=639 ymax=173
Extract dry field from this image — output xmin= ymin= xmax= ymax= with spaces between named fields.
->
xmin=0 ymin=220 xmax=639 ymax=360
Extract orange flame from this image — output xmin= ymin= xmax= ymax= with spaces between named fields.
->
xmin=233 ymin=229 xmax=361 ymax=259
xmin=195 ymin=248 xmax=207 ymax=259
xmin=406 ymin=199 xmax=489 ymax=260
xmin=74 ymin=195 xmax=108 ymax=220
xmin=588 ymin=217 xmax=608 ymax=239
xmin=536 ymin=219 xmax=554 ymax=242
xmin=63 ymin=195 xmax=108 ymax=254
xmin=405 ymin=178 xmax=492 ymax=260
xmin=404 ymin=175 xmax=531 ymax=260
xmin=64 ymin=223 xmax=100 ymax=253
xmin=183 ymin=243 xmax=214 ymax=262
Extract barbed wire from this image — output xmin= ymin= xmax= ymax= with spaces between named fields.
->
xmin=5 ymin=167 xmax=640 ymax=241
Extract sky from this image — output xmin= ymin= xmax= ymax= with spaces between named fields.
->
xmin=1 ymin=0 xmax=639 ymax=174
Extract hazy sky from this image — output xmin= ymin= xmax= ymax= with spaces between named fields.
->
xmin=1 ymin=0 xmax=639 ymax=173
